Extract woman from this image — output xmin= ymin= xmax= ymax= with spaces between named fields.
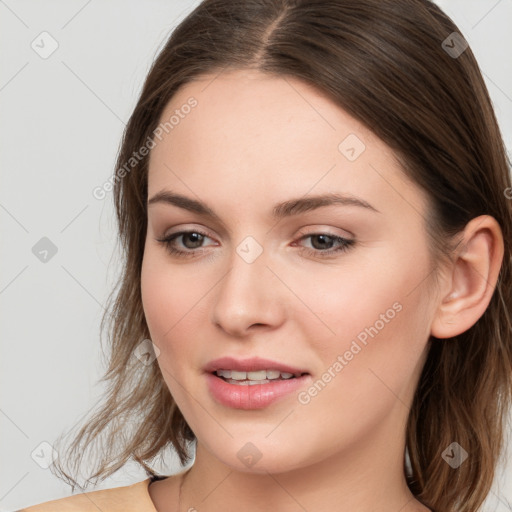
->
xmin=18 ymin=0 xmax=512 ymax=511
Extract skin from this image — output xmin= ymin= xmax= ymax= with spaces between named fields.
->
xmin=141 ymin=69 xmax=504 ymax=512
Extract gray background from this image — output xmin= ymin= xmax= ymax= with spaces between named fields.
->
xmin=1 ymin=1 xmax=511 ymax=510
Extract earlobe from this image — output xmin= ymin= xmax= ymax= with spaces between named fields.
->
xmin=430 ymin=215 xmax=504 ymax=339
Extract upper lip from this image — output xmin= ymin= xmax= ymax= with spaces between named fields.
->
xmin=204 ymin=356 xmax=309 ymax=376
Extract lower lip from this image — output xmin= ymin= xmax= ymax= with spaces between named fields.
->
xmin=206 ymin=373 xmax=310 ymax=409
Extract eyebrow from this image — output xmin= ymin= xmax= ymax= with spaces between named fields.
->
xmin=147 ymin=190 xmax=380 ymax=221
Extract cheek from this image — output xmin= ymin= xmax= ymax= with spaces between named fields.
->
xmin=291 ymin=277 xmax=432 ymax=454
xmin=292 ymin=257 xmax=414 ymax=337
xmin=295 ymin=241 xmax=433 ymax=373
xmin=140 ymin=253 xmax=202 ymax=357
xmin=141 ymin=255 xmax=204 ymax=405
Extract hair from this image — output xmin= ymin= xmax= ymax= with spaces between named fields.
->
xmin=49 ymin=1 xmax=512 ymax=510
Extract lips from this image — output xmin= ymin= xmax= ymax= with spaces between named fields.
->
xmin=204 ymin=356 xmax=311 ymax=409
xmin=203 ymin=356 xmax=309 ymax=375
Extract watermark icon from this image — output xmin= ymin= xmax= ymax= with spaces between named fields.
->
xmin=441 ymin=442 xmax=468 ymax=468
xmin=237 ymin=442 xmax=263 ymax=468
xmin=236 ymin=236 xmax=263 ymax=264
xmin=32 ymin=237 xmax=58 ymax=263
xmin=133 ymin=338 xmax=160 ymax=366
xmin=298 ymin=301 xmax=403 ymax=405
xmin=31 ymin=441 xmax=58 ymax=469
xmin=338 ymin=133 xmax=366 ymax=162
xmin=92 ymin=97 xmax=198 ymax=200
xmin=442 ymin=32 xmax=468 ymax=59
xmin=31 ymin=31 xmax=59 ymax=59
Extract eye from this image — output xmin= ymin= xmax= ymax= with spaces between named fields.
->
xmin=155 ymin=229 xmax=355 ymax=259
xmin=156 ymin=229 xmax=217 ymax=257
xmin=294 ymin=232 xmax=355 ymax=257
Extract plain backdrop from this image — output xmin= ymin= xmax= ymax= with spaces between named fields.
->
xmin=1 ymin=1 xmax=511 ymax=510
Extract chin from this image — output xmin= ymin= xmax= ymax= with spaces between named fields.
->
xmin=207 ymin=439 xmax=312 ymax=475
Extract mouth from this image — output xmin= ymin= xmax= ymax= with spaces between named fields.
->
xmin=212 ymin=369 xmax=308 ymax=385
xmin=204 ymin=356 xmax=311 ymax=409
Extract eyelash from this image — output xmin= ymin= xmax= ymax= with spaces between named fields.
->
xmin=156 ymin=229 xmax=355 ymax=259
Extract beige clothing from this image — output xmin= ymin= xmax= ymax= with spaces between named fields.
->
xmin=17 ymin=478 xmax=158 ymax=512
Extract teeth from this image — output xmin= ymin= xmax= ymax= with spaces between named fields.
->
xmin=215 ymin=369 xmax=299 ymax=381
xmin=247 ymin=370 xmax=267 ymax=380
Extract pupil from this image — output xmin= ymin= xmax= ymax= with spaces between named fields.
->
xmin=311 ymin=234 xmax=333 ymax=250
xmin=184 ymin=232 xmax=203 ymax=249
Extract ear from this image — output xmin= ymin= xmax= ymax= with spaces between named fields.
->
xmin=430 ymin=215 xmax=504 ymax=339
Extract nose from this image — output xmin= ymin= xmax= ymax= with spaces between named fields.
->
xmin=211 ymin=246 xmax=286 ymax=337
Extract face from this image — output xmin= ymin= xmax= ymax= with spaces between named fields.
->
xmin=141 ymin=69 xmax=438 ymax=474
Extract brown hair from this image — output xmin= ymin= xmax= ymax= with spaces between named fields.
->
xmin=50 ymin=1 xmax=512 ymax=510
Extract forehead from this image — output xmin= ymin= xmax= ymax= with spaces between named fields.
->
xmin=147 ymin=69 xmax=427 ymax=220
xmin=150 ymin=69 xmax=379 ymax=165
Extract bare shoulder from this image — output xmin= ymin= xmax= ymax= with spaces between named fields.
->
xmin=147 ymin=473 xmax=183 ymax=511
xmin=17 ymin=478 xmax=154 ymax=512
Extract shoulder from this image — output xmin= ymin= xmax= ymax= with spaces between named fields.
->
xmin=16 ymin=478 xmax=156 ymax=512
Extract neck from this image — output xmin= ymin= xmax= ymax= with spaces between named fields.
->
xmin=178 ymin=420 xmax=428 ymax=512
